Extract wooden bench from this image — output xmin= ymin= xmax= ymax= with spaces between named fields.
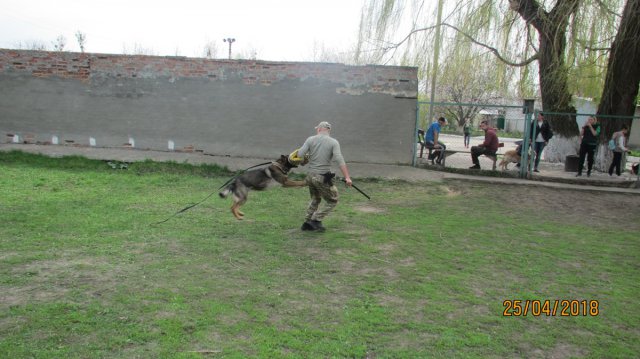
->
xmin=484 ymin=143 xmax=504 ymax=170
xmin=417 ymin=129 xmax=504 ymax=169
xmin=441 ymin=143 xmax=504 ymax=170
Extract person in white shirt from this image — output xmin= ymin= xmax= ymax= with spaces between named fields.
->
xmin=608 ymin=125 xmax=630 ymax=176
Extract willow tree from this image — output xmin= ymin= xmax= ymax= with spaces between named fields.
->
xmin=595 ymin=0 xmax=640 ymax=167
xmin=356 ymin=0 xmax=637 ymax=166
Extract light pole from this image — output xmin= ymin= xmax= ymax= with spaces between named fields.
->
xmin=223 ymin=38 xmax=235 ymax=59
xmin=427 ymin=0 xmax=444 ymax=125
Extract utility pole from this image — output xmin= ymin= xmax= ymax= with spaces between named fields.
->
xmin=427 ymin=0 xmax=444 ymax=125
xmin=223 ymin=38 xmax=235 ymax=59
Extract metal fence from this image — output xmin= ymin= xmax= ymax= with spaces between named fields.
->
xmin=413 ymin=101 xmax=640 ymax=185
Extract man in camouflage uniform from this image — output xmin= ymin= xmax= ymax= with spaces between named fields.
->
xmin=297 ymin=121 xmax=352 ymax=232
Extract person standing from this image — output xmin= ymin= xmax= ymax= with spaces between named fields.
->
xmin=463 ymin=118 xmax=471 ymax=149
xmin=530 ymin=113 xmax=553 ymax=172
xmin=425 ymin=117 xmax=447 ymax=164
xmin=608 ymin=125 xmax=630 ymax=176
xmin=469 ymin=120 xmax=499 ymax=169
xmin=297 ymin=121 xmax=352 ymax=232
xmin=576 ymin=116 xmax=601 ymax=177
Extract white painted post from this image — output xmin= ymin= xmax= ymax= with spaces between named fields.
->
xmin=89 ymin=137 xmax=96 ymax=147
xmin=168 ymin=140 xmax=175 ymax=151
xmin=52 ymin=135 xmax=59 ymax=145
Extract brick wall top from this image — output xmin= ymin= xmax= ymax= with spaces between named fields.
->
xmin=0 ymin=49 xmax=418 ymax=97
xmin=1 ymin=49 xmax=91 ymax=80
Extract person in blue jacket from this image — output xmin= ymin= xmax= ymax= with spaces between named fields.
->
xmin=425 ymin=117 xmax=447 ymax=164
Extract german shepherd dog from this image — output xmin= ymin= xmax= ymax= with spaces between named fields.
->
xmin=219 ymin=155 xmax=306 ymax=220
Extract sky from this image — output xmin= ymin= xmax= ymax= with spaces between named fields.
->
xmin=0 ymin=0 xmax=365 ymax=61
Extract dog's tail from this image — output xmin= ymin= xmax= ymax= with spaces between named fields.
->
xmin=219 ymin=182 xmax=235 ymax=198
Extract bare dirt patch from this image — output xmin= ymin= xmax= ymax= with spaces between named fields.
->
xmin=2 ymin=257 xmax=124 ymax=308
xmin=446 ymin=180 xmax=640 ymax=228
xmin=355 ymin=205 xmax=387 ymax=214
xmin=441 ymin=185 xmax=463 ymax=197
xmin=549 ymin=343 xmax=588 ymax=359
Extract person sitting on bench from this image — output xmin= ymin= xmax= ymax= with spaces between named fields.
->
xmin=425 ymin=117 xmax=447 ymax=164
xmin=469 ymin=120 xmax=499 ymax=169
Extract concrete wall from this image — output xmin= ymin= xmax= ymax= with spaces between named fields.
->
xmin=0 ymin=49 xmax=418 ymax=164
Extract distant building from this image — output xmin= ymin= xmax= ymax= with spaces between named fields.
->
xmin=478 ymin=109 xmax=501 ymax=129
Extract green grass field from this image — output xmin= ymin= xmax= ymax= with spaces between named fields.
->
xmin=1 ymin=150 xmax=639 ymax=358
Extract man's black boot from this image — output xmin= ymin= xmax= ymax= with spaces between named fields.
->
xmin=301 ymin=221 xmax=314 ymax=231
xmin=311 ymin=220 xmax=326 ymax=232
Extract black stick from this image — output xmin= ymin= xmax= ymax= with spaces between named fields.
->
xmin=340 ymin=178 xmax=371 ymax=200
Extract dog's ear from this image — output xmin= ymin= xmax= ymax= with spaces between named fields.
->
xmin=280 ymin=155 xmax=288 ymax=162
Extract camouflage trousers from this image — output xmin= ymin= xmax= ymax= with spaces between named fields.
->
xmin=305 ymin=174 xmax=339 ymax=221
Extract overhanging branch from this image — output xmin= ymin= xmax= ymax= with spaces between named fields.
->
xmin=594 ymin=0 xmax=622 ymax=18
xmin=441 ymin=23 xmax=539 ymax=67
xmin=381 ymin=23 xmax=538 ymax=67
xmin=382 ymin=22 xmax=538 ymax=67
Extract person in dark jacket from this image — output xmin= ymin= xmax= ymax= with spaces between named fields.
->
xmin=463 ymin=118 xmax=472 ymax=149
xmin=530 ymin=113 xmax=553 ymax=172
xmin=576 ymin=116 xmax=601 ymax=177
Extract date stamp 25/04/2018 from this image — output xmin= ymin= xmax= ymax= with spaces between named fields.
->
xmin=502 ymin=299 xmax=599 ymax=317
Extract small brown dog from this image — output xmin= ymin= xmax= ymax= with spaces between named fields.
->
xmin=219 ymin=155 xmax=306 ymax=220
xmin=498 ymin=149 xmax=521 ymax=170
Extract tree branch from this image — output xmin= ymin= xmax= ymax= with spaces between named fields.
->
xmin=441 ymin=23 xmax=539 ymax=67
xmin=509 ymin=0 xmax=545 ymax=31
xmin=581 ymin=46 xmax=612 ymax=52
xmin=549 ymin=0 xmax=581 ymax=26
xmin=381 ymin=24 xmax=439 ymax=52
xmin=594 ymin=0 xmax=623 ymax=18
xmin=381 ymin=22 xmax=538 ymax=67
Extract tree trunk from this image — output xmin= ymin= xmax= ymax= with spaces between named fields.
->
xmin=595 ymin=144 xmax=615 ymax=174
xmin=595 ymin=0 xmax=640 ymax=171
xmin=511 ymin=0 xmax=581 ymax=163
xmin=538 ymin=2 xmax=580 ymax=157
xmin=543 ymin=135 xmax=580 ymax=163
